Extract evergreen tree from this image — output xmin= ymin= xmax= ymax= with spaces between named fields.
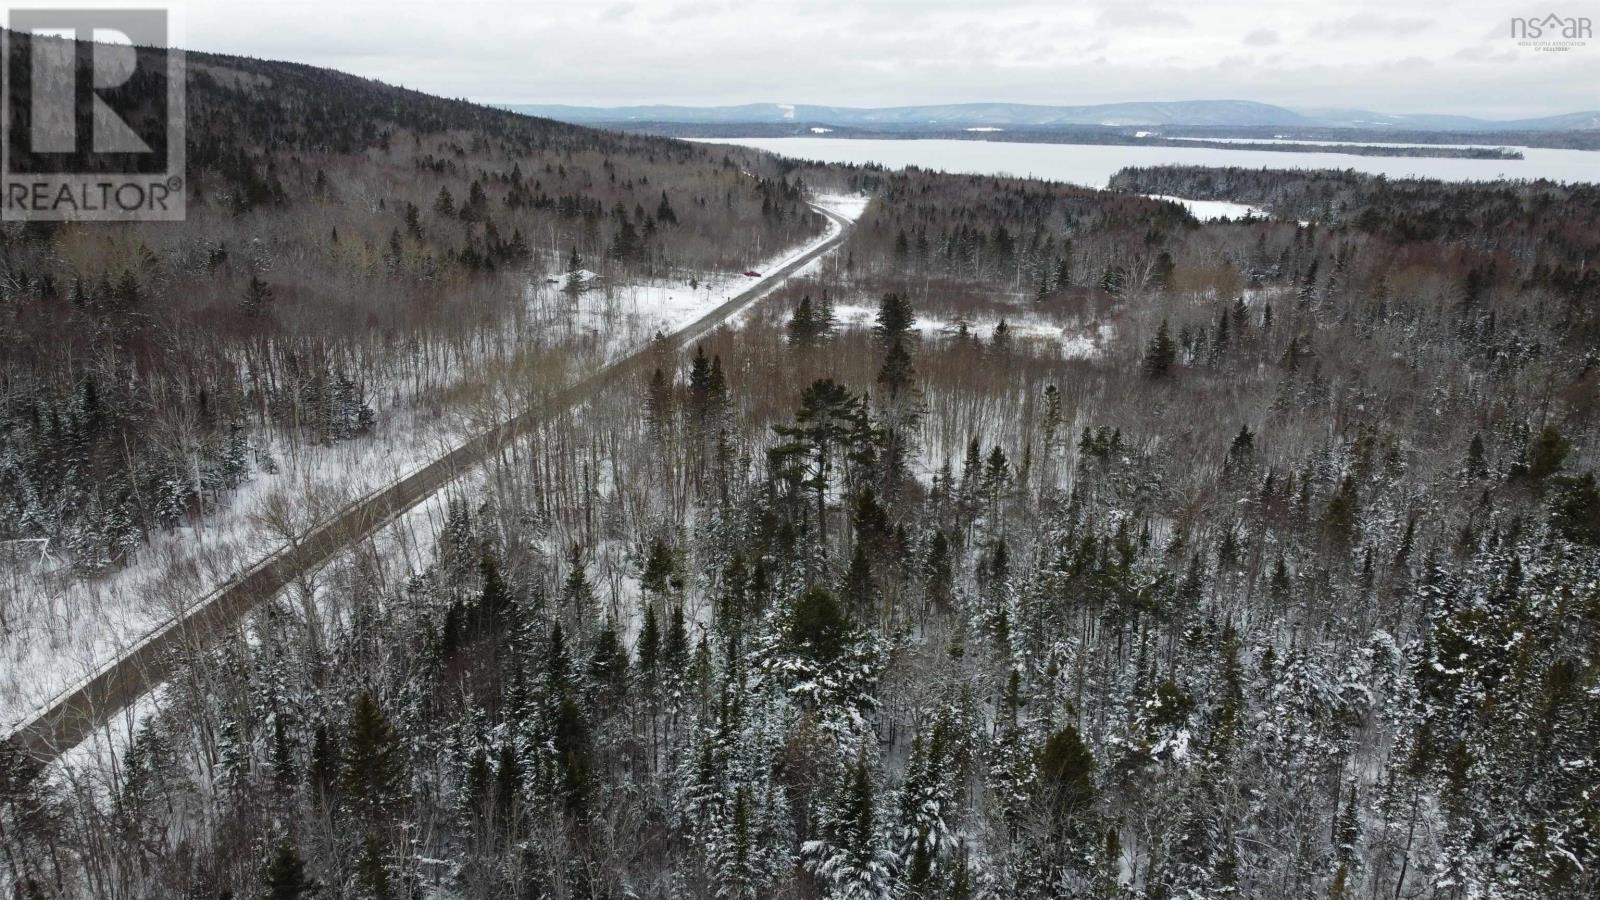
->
xmin=261 ymin=839 xmax=319 ymax=900
xmin=1144 ymin=320 xmax=1176 ymax=378
xmin=1525 ymin=425 xmax=1570 ymax=484
xmin=589 ymin=616 xmax=632 ymax=708
xmin=841 ymin=542 xmax=877 ymax=619
xmin=897 ymin=714 xmax=961 ymax=890
xmin=645 ymin=367 xmax=674 ymax=440
xmin=771 ymin=379 xmax=858 ymax=544
xmin=1324 ymin=476 xmax=1359 ymax=544
xmin=354 ymin=833 xmax=393 ymax=900
xmin=877 ymin=338 xmax=915 ymax=400
xmin=1223 ymin=425 xmax=1256 ymax=481
xmin=1151 ymin=250 xmax=1175 ymax=289
xmin=1040 ymin=385 xmax=1063 ymax=451
xmin=789 ymin=295 xmax=823 ymax=347
xmin=637 ymin=603 xmax=662 ymax=680
xmin=806 ymin=752 xmax=899 ymax=900
xmin=1037 ymin=725 xmax=1096 ymax=837
xmin=874 ymin=292 xmax=916 ymax=346
xmin=1465 ymin=433 xmax=1488 ymax=480
xmin=561 ymin=543 xmax=595 ymax=615
xmin=341 ymin=690 xmax=406 ymax=823
xmin=1551 ymin=472 xmax=1600 ymax=545
xmin=478 ymin=547 xmax=512 ymax=631
xmin=241 ymin=274 xmax=274 ymax=317
xmin=308 ymin=720 xmax=339 ymax=802
xmin=990 ymin=319 xmax=1012 ymax=353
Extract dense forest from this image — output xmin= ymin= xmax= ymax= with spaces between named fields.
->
xmin=4 ymin=32 xmax=1600 ymax=900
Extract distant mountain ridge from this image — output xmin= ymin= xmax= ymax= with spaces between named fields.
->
xmin=508 ymin=100 xmax=1600 ymax=132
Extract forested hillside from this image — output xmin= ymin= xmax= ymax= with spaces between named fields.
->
xmin=1 ymin=29 xmax=826 ymax=573
xmin=4 ymin=38 xmax=1600 ymax=900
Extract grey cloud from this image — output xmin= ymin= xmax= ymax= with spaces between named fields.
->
xmin=1454 ymin=45 xmax=1518 ymax=63
xmin=1095 ymin=4 xmax=1191 ymax=30
xmin=1314 ymin=14 xmax=1434 ymax=40
xmin=184 ymin=0 xmax=1598 ymax=120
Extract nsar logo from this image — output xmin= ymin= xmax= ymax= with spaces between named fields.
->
xmin=1511 ymin=13 xmax=1592 ymax=52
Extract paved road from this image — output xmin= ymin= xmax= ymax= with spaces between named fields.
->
xmin=3 ymin=203 xmax=852 ymax=764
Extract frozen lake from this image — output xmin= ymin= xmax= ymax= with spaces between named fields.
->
xmin=694 ymin=137 xmax=1600 ymax=188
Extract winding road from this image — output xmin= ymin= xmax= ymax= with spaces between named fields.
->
xmin=3 ymin=202 xmax=853 ymax=764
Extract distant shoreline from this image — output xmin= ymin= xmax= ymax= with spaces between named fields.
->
xmin=576 ymin=124 xmax=1526 ymax=160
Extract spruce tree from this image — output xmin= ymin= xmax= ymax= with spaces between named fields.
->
xmin=341 ymin=690 xmax=406 ymax=823
xmin=874 ymin=292 xmax=916 ymax=346
xmin=478 ymin=547 xmax=512 ymax=631
xmin=1324 ymin=476 xmax=1359 ymax=544
xmin=641 ymin=536 xmax=676 ymax=597
xmin=637 ymin=604 xmax=662 ymax=681
xmin=1038 ymin=724 xmax=1096 ymax=835
xmin=877 ymin=339 xmax=915 ymax=400
xmin=261 ymin=839 xmax=318 ymax=900
xmin=561 ymin=543 xmax=595 ymax=615
xmin=788 ymin=295 xmax=821 ymax=347
xmin=355 ymin=833 xmax=393 ymax=900
xmin=1466 ymin=434 xmax=1488 ymax=480
xmin=841 ymin=542 xmax=876 ymax=619
xmin=308 ymin=720 xmax=339 ymax=802
xmin=645 ymin=367 xmax=673 ymax=440
xmin=241 ymin=274 xmax=273 ymax=318
xmin=1143 ymin=320 xmax=1177 ymax=378
xmin=1151 ymin=250 xmax=1175 ymax=289
xmin=807 ymin=752 xmax=897 ymax=900
xmin=1041 ymin=385 xmax=1063 ymax=450
xmin=1525 ymin=425 xmax=1570 ymax=484
xmin=1551 ymin=472 xmax=1600 ymax=545
xmin=665 ymin=604 xmax=690 ymax=676
xmin=588 ymin=616 xmax=631 ymax=707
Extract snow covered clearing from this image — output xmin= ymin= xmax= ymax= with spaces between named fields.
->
xmin=557 ymin=197 xmax=859 ymax=364
xmin=746 ymin=300 xmax=1113 ymax=361
xmin=1144 ymin=194 xmax=1266 ymax=221
xmin=808 ymin=192 xmax=873 ymax=223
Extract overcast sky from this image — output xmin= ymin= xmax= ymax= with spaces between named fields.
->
xmin=180 ymin=0 xmax=1598 ymax=118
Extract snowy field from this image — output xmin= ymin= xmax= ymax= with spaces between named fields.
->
xmin=0 ymin=195 xmax=868 ymax=736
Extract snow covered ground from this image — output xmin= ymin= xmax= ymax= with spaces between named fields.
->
xmin=0 ymin=195 xmax=867 ymax=736
xmin=737 ymin=300 xmax=1112 ymax=360
xmin=0 ymin=401 xmax=483 ymax=733
xmin=557 ymin=196 xmax=860 ymax=364
xmin=1144 ymin=194 xmax=1265 ymax=222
